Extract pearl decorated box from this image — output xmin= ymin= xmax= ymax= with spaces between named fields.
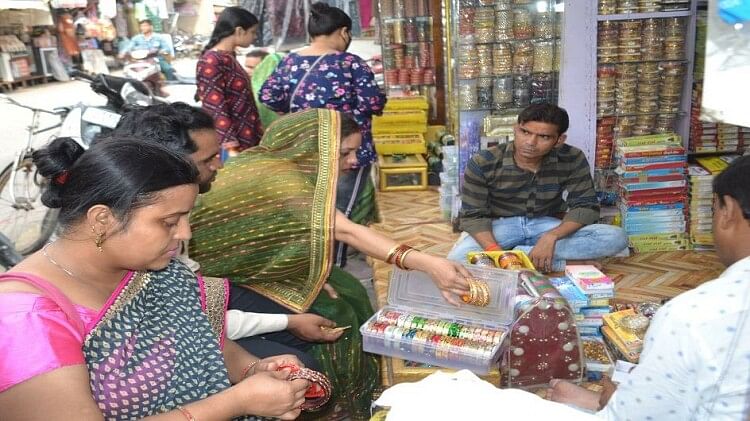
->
xmin=501 ymin=271 xmax=585 ymax=388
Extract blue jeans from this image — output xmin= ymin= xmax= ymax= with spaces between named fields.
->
xmin=447 ymin=216 xmax=628 ymax=272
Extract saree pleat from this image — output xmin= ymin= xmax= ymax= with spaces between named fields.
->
xmin=189 ymin=109 xmax=380 ymax=419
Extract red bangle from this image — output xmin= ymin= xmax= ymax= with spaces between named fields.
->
xmin=484 ymin=243 xmax=501 ymax=252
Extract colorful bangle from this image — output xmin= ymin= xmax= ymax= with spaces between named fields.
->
xmin=484 ymin=243 xmax=502 ymax=252
xmin=176 ymin=405 xmax=197 ymax=421
xmin=241 ymin=360 xmax=259 ymax=379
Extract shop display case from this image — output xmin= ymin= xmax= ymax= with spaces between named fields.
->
xmin=377 ymin=0 xmax=446 ymax=124
xmin=559 ymin=1 xmax=699 ymax=171
xmin=446 ymin=0 xmax=564 ymax=186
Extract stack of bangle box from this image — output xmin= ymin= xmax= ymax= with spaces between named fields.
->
xmin=361 ymin=265 xmax=517 ymax=374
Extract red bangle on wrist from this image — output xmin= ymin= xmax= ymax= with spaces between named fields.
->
xmin=484 ymin=243 xmax=502 ymax=252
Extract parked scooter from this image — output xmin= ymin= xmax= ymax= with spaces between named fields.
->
xmin=0 ymin=71 xmax=163 ymax=256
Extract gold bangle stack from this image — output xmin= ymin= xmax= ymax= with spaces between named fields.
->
xmin=461 ymin=278 xmax=491 ymax=307
xmin=385 ymin=244 xmax=417 ymax=270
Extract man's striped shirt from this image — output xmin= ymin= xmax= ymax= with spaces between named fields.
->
xmin=459 ymin=142 xmax=600 ymax=235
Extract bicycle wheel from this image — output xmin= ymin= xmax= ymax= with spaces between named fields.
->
xmin=0 ymin=159 xmax=59 ymax=255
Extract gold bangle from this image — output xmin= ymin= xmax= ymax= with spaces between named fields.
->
xmin=398 ymin=248 xmax=416 ymax=270
xmin=176 ymin=405 xmax=197 ymax=421
xmin=385 ymin=244 xmax=400 ymax=264
xmin=241 ymin=360 xmax=259 ymax=379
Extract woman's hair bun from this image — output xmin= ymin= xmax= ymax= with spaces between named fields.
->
xmin=310 ymin=2 xmax=330 ymax=16
xmin=31 ymin=137 xmax=85 ymax=209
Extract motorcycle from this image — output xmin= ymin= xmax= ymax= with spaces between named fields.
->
xmin=0 ymin=71 xmax=162 ymax=256
xmin=122 ymin=49 xmax=168 ymax=98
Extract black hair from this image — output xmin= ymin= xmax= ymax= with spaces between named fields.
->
xmin=308 ymin=2 xmax=352 ymax=38
xmin=202 ymin=7 xmax=258 ymax=54
xmin=32 ymin=136 xmax=198 ymax=229
xmin=138 ymin=19 xmax=152 ymax=26
xmin=517 ymin=103 xmax=570 ymax=135
xmin=340 ymin=113 xmax=360 ymax=138
xmin=246 ymin=49 xmax=268 ymax=59
xmin=112 ymin=102 xmax=215 ymax=155
xmin=713 ymin=155 xmax=750 ymax=221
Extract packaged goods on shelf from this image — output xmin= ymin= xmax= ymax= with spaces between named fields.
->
xmin=615 ymin=133 xmax=690 ymax=249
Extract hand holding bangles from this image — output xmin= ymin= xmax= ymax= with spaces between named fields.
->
xmin=461 ymin=278 xmax=491 ymax=307
xmin=277 ymin=364 xmax=333 ymax=411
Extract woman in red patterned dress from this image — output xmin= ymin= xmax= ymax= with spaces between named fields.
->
xmin=196 ymin=7 xmax=262 ymax=157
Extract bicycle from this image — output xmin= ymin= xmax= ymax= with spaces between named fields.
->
xmin=0 ymin=94 xmax=68 ymax=255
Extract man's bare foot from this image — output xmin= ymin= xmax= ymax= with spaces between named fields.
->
xmin=566 ymin=260 xmax=603 ymax=270
xmin=546 ymin=379 xmax=601 ymax=411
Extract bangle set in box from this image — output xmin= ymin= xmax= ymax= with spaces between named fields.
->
xmin=361 ymin=265 xmax=517 ymax=374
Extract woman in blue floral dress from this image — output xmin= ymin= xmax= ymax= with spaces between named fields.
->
xmin=259 ymin=2 xmax=386 ymax=267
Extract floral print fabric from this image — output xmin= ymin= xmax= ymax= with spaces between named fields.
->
xmin=259 ymin=52 xmax=386 ymax=167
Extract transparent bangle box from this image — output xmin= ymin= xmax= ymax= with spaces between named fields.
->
xmin=361 ymin=266 xmax=518 ymax=374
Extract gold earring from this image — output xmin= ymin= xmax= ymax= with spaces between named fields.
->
xmin=91 ymin=225 xmax=105 ymax=252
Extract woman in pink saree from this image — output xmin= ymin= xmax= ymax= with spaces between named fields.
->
xmin=0 ymin=136 xmax=309 ymax=420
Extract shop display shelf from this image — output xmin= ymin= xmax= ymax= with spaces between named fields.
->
xmin=602 ymin=59 xmax=689 ymax=65
xmin=597 ymin=111 xmax=687 ymax=118
xmin=459 ymin=37 xmax=561 ymax=46
xmin=597 ymin=10 xmax=692 ymax=21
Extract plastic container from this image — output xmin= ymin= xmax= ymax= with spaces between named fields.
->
xmin=361 ymin=266 xmax=519 ymax=374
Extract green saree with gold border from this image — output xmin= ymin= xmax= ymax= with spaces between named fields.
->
xmin=190 ymin=109 xmax=379 ymax=420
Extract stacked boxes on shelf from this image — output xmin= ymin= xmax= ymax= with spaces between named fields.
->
xmin=379 ymin=0 xmax=437 ymax=94
xmin=595 ymin=15 xmax=689 ymax=170
xmin=614 ymin=133 xmax=690 ymax=252
xmin=688 ymin=155 xmax=741 ymax=249
xmin=550 ymin=271 xmax=613 ymax=339
xmin=373 ymin=96 xmax=429 ymax=192
xmin=689 ymin=83 xmax=746 ymax=153
xmin=687 ymin=163 xmax=714 ymax=249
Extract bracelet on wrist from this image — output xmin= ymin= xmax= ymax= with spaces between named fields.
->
xmin=176 ymin=405 xmax=197 ymax=421
xmin=241 ymin=360 xmax=259 ymax=379
xmin=484 ymin=243 xmax=502 ymax=252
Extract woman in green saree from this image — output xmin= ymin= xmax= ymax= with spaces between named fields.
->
xmin=189 ymin=109 xmax=471 ymax=420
